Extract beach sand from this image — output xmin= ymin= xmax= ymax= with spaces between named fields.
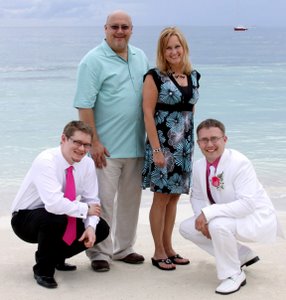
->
xmin=1 ymin=197 xmax=286 ymax=300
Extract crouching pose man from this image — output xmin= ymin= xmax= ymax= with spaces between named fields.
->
xmin=11 ymin=121 xmax=109 ymax=288
xmin=180 ymin=118 xmax=283 ymax=295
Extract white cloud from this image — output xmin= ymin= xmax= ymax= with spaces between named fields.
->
xmin=0 ymin=0 xmax=285 ymax=27
xmin=0 ymin=0 xmax=144 ymax=25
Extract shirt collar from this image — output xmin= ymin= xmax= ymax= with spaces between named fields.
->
xmin=57 ymin=146 xmax=78 ymax=171
xmin=206 ymin=156 xmax=221 ymax=170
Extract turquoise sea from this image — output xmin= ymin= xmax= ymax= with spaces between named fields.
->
xmin=1 ymin=26 xmax=286 ymax=215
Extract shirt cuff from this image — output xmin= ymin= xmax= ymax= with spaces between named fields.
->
xmin=202 ymin=206 xmax=213 ymax=222
xmin=84 ymin=216 xmax=100 ymax=230
xmin=78 ymin=202 xmax=89 ymax=218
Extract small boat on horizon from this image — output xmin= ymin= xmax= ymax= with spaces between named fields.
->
xmin=234 ymin=25 xmax=248 ymax=31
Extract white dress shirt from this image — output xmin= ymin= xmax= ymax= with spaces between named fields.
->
xmin=11 ymin=147 xmax=100 ymax=229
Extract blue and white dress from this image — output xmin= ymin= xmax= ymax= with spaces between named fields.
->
xmin=142 ymin=68 xmax=200 ymax=194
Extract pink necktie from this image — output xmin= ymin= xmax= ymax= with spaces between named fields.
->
xmin=62 ymin=166 xmax=77 ymax=245
xmin=206 ymin=164 xmax=215 ymax=204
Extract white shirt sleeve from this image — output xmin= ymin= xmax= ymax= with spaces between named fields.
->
xmin=77 ymin=159 xmax=101 ymax=229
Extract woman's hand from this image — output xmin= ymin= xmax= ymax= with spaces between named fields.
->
xmin=153 ymin=151 xmax=166 ymax=168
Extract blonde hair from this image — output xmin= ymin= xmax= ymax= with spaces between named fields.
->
xmin=156 ymin=27 xmax=192 ymax=75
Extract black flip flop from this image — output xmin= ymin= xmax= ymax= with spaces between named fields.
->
xmin=168 ymin=254 xmax=190 ymax=265
xmin=151 ymin=258 xmax=176 ymax=271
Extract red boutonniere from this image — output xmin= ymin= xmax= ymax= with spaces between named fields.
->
xmin=211 ymin=172 xmax=224 ymax=190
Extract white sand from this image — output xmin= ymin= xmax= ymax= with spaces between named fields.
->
xmin=1 ymin=201 xmax=286 ymax=300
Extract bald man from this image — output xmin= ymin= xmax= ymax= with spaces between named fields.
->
xmin=74 ymin=10 xmax=149 ymax=272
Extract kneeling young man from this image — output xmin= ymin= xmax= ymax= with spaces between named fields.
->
xmin=180 ymin=118 xmax=283 ymax=295
xmin=11 ymin=121 xmax=109 ymax=288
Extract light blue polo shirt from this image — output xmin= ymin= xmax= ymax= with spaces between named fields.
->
xmin=73 ymin=40 xmax=149 ymax=158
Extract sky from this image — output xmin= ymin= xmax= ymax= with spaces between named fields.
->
xmin=0 ymin=0 xmax=285 ymax=27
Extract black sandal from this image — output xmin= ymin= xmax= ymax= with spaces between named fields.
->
xmin=168 ymin=254 xmax=190 ymax=265
xmin=151 ymin=258 xmax=176 ymax=271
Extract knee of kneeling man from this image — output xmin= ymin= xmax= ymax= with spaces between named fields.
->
xmin=208 ymin=217 xmax=231 ymax=234
xmin=179 ymin=221 xmax=188 ymax=238
xmin=179 ymin=218 xmax=196 ymax=239
xmin=43 ymin=214 xmax=67 ymax=232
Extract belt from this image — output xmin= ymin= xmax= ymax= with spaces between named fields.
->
xmin=155 ymin=102 xmax=194 ymax=112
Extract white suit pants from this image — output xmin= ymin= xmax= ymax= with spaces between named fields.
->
xmin=179 ymin=216 xmax=256 ymax=280
xmin=86 ymin=158 xmax=143 ymax=261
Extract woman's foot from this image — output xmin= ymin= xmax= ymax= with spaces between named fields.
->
xmin=168 ymin=254 xmax=190 ymax=265
xmin=151 ymin=258 xmax=176 ymax=270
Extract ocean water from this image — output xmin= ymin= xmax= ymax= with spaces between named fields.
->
xmin=1 ymin=26 xmax=286 ymax=215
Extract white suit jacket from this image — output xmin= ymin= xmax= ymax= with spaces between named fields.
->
xmin=191 ymin=148 xmax=283 ymax=242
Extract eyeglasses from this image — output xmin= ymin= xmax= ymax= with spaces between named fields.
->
xmin=69 ymin=137 xmax=92 ymax=150
xmin=197 ymin=136 xmax=224 ymax=145
xmin=108 ymin=24 xmax=131 ymax=31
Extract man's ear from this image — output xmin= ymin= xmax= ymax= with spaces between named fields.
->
xmin=61 ymin=134 xmax=67 ymax=144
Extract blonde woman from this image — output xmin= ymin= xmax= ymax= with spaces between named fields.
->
xmin=142 ymin=27 xmax=200 ymax=270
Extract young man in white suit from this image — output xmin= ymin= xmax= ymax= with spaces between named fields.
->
xmin=180 ymin=118 xmax=282 ymax=295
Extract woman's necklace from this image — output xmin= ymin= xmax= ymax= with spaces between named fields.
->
xmin=172 ymin=72 xmax=186 ymax=79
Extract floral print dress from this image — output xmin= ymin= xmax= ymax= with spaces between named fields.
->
xmin=142 ymin=68 xmax=200 ymax=194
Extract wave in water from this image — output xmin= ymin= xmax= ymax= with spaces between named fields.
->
xmin=0 ymin=65 xmax=76 ymax=73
